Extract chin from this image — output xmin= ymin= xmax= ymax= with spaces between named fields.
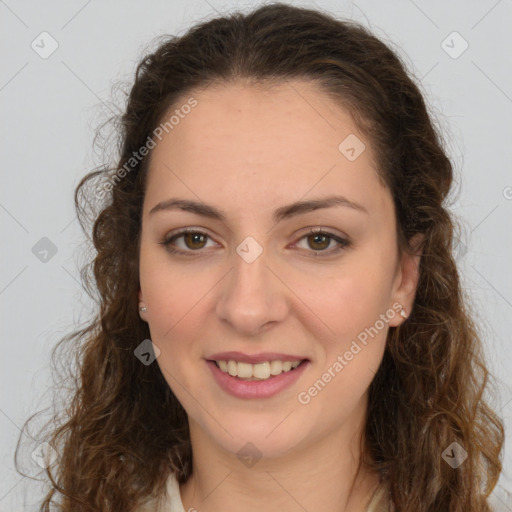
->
xmin=208 ymin=415 xmax=309 ymax=461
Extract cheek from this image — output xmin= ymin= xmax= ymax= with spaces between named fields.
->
xmin=305 ymin=260 xmax=396 ymax=344
xmin=139 ymin=244 xmax=212 ymax=338
xmin=139 ymin=246 xmax=215 ymax=386
xmin=299 ymin=274 xmax=390 ymax=420
xmin=314 ymin=277 xmax=389 ymax=377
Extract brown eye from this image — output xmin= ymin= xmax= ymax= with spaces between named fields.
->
xmin=294 ymin=229 xmax=351 ymax=257
xmin=159 ymin=228 xmax=217 ymax=256
xmin=306 ymin=233 xmax=331 ymax=251
xmin=182 ymin=232 xmax=208 ymax=250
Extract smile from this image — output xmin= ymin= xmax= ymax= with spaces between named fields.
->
xmin=213 ymin=359 xmax=303 ymax=380
xmin=206 ymin=359 xmax=310 ymax=399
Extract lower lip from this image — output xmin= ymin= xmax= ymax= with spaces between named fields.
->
xmin=206 ymin=360 xmax=310 ymax=399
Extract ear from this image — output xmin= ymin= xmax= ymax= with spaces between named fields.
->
xmin=388 ymin=233 xmax=423 ymax=327
xmin=138 ymin=289 xmax=148 ymax=322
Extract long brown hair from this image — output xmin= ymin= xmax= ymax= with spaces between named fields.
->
xmin=17 ymin=3 xmax=504 ymax=511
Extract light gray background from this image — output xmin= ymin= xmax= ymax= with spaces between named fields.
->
xmin=1 ymin=0 xmax=511 ymax=510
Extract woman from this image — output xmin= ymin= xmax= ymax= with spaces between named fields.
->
xmin=23 ymin=3 xmax=504 ymax=511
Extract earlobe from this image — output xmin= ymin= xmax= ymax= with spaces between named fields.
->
xmin=138 ymin=290 xmax=148 ymax=320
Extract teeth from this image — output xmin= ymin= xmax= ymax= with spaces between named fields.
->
xmin=215 ymin=359 xmax=303 ymax=380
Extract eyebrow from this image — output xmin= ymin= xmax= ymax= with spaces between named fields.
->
xmin=149 ymin=195 xmax=368 ymax=223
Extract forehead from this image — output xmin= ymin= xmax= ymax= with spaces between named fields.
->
xmin=151 ymin=79 xmax=370 ymax=165
xmin=143 ymin=80 xmax=390 ymax=221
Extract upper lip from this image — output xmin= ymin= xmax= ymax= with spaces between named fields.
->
xmin=207 ymin=351 xmax=309 ymax=364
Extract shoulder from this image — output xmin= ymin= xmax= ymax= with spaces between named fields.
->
xmin=365 ymin=480 xmax=393 ymax=512
xmin=133 ymin=472 xmax=186 ymax=512
xmin=163 ymin=472 xmax=187 ymax=512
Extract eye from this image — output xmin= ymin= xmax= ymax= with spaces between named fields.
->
xmin=293 ymin=228 xmax=351 ymax=256
xmin=159 ymin=228 xmax=217 ymax=256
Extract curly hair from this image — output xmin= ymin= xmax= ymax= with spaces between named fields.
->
xmin=17 ymin=3 xmax=504 ymax=511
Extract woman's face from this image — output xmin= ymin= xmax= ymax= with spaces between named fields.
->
xmin=138 ymin=80 xmax=420 ymax=459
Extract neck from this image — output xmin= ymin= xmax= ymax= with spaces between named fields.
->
xmin=179 ymin=396 xmax=381 ymax=512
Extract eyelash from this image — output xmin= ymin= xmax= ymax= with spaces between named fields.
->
xmin=159 ymin=227 xmax=351 ymax=258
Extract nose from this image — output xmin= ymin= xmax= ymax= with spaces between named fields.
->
xmin=215 ymin=245 xmax=289 ymax=336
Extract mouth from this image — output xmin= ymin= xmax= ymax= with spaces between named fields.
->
xmin=208 ymin=358 xmax=309 ymax=381
xmin=206 ymin=356 xmax=311 ymax=399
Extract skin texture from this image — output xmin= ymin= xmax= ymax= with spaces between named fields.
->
xmin=138 ymin=80 xmax=421 ymax=512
